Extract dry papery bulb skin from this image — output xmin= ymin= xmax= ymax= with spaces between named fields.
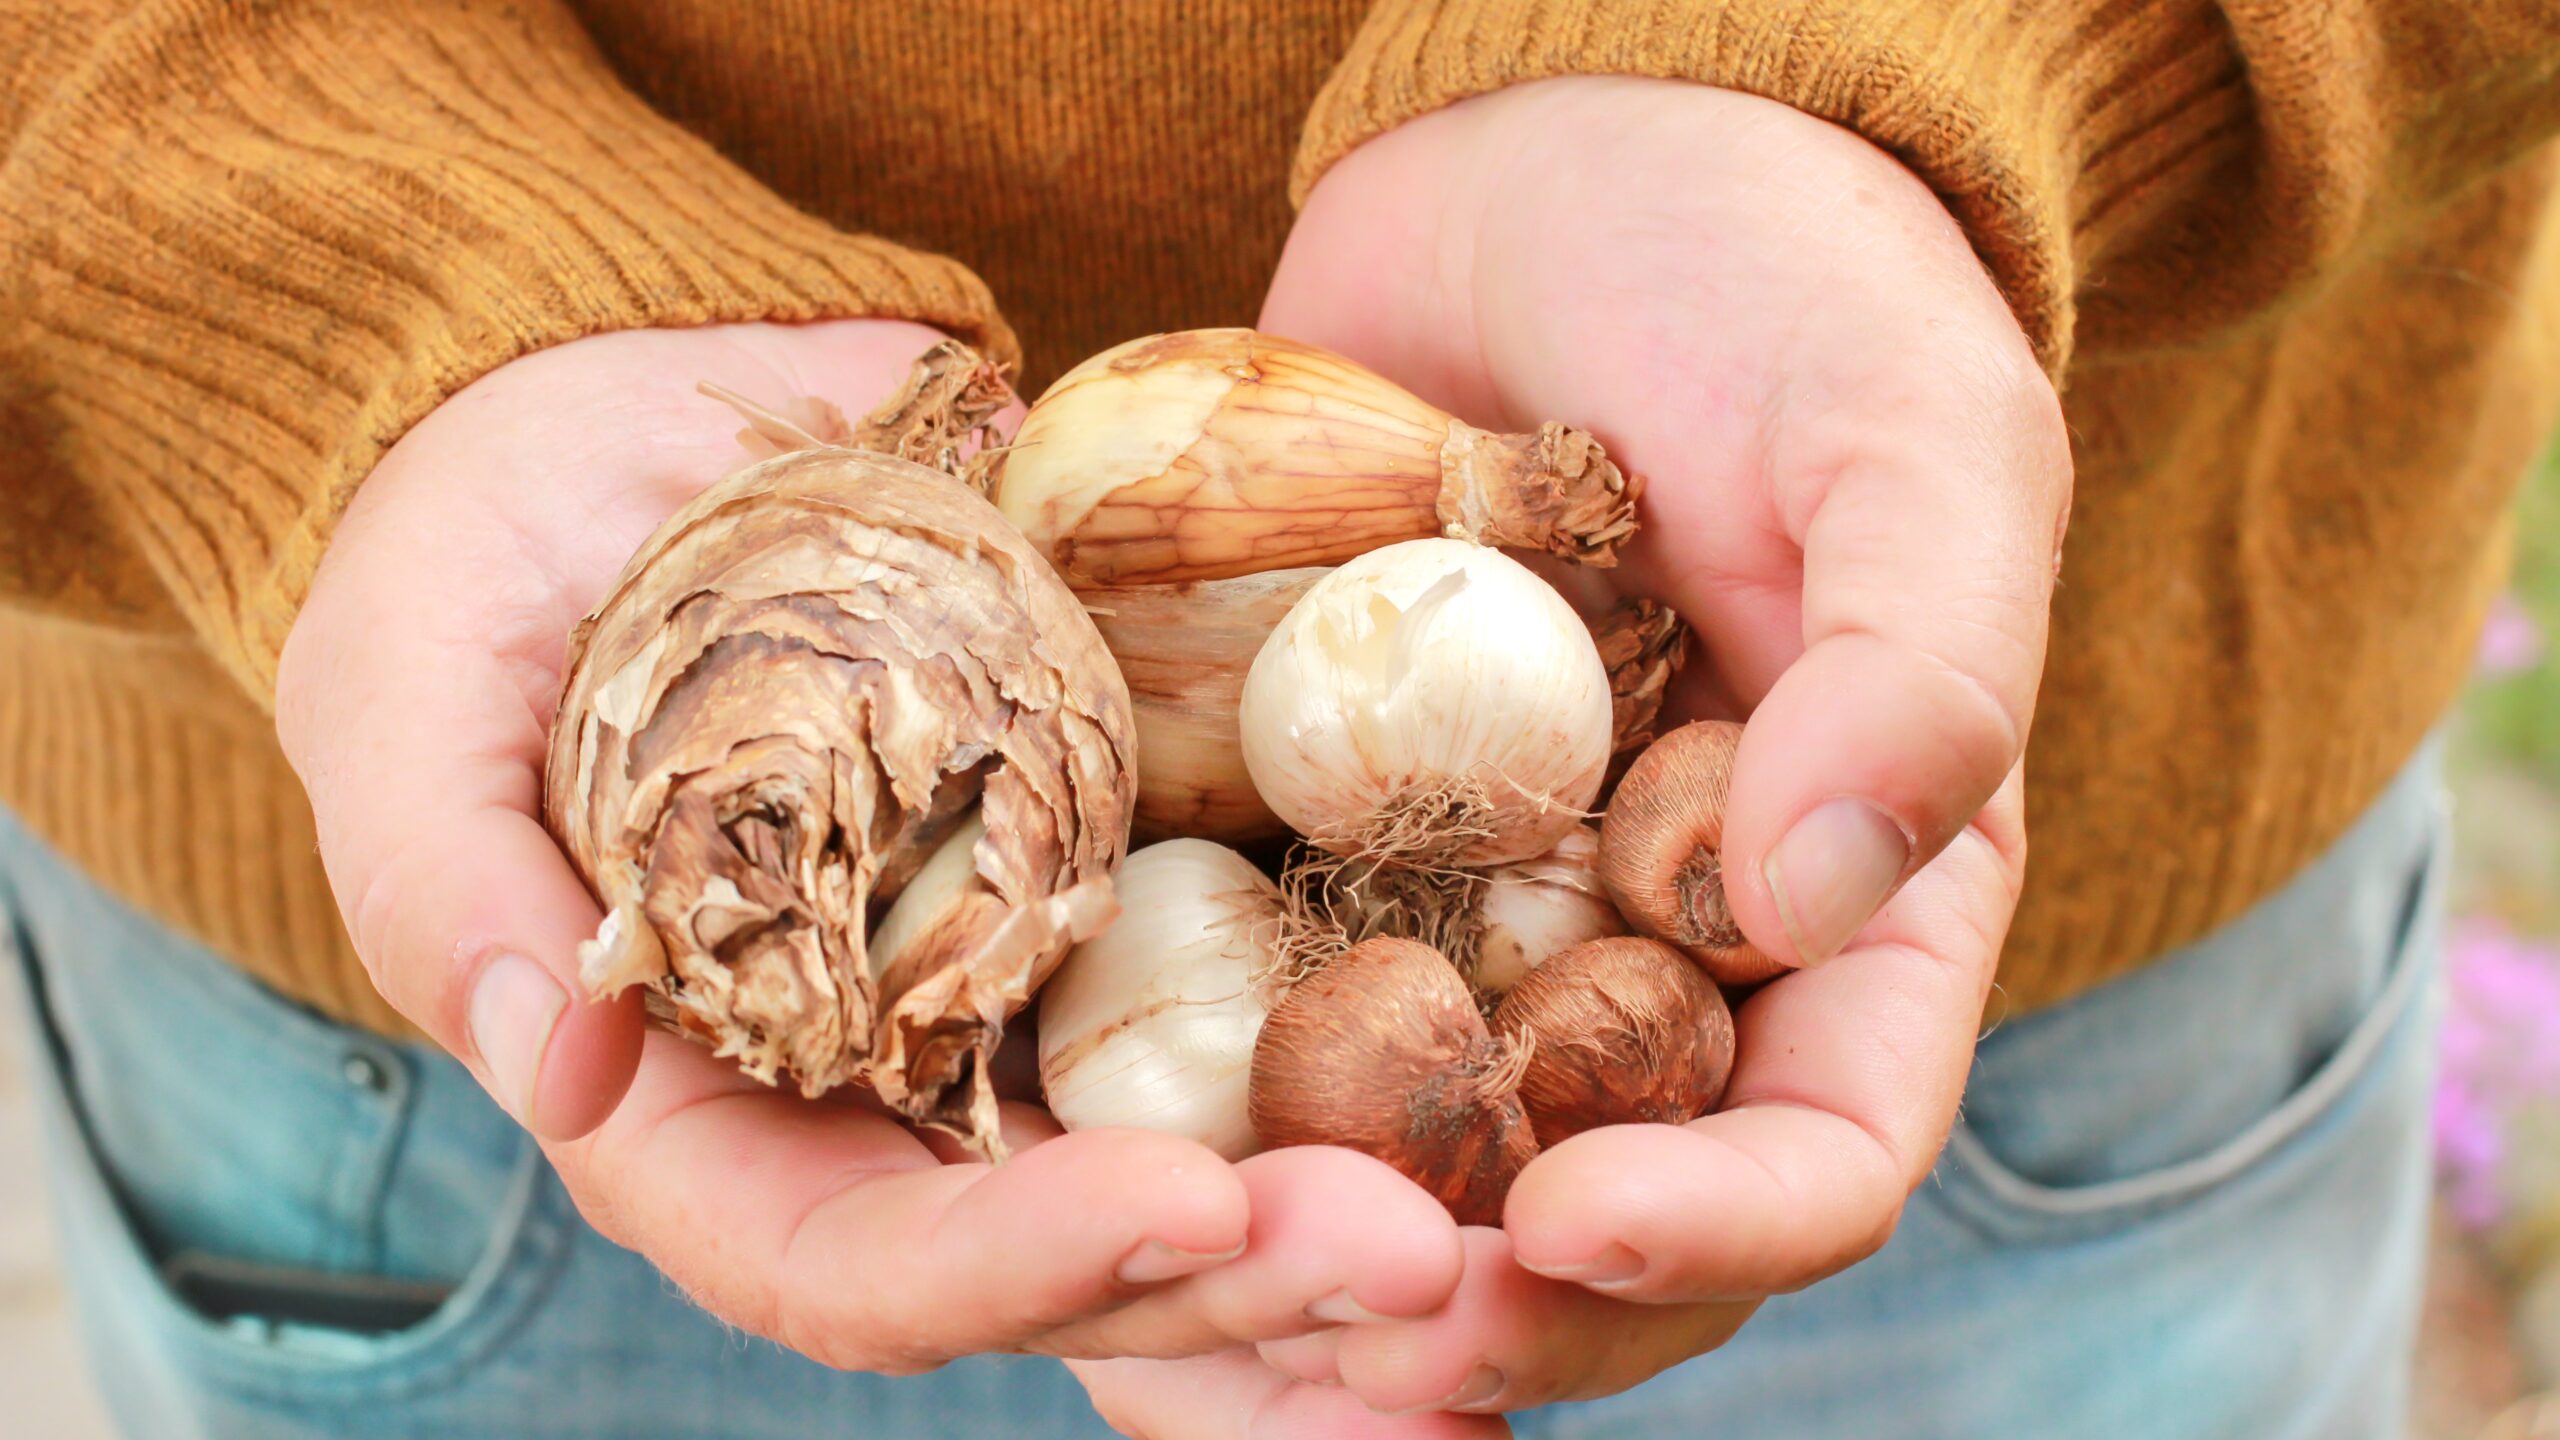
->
xmin=1242 ymin=538 xmax=1615 ymax=868
xmin=543 ymin=343 xmax=1137 ymax=1157
xmin=978 ymin=328 xmax=1640 ymax=588
xmin=1080 ymin=569 xmax=1324 ymax=844
xmin=1250 ymin=937 xmax=1538 ymax=1225
xmin=1038 ymin=840 xmax=1282 ymax=1161
xmin=1474 ymin=825 xmax=1629 ymax=997
xmin=1491 ymin=936 xmax=1735 ymax=1149
xmin=1597 ymin=720 xmax=1787 ymax=985
xmin=1591 ymin=598 xmax=1689 ymax=772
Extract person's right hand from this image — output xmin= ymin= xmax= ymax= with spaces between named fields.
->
xmin=1073 ymin=74 xmax=2062 ymax=1431
xmin=272 ymin=318 xmax=1470 ymax=1411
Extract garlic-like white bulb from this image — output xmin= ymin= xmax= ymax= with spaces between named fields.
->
xmin=1474 ymin=825 xmax=1628 ymax=995
xmin=1038 ymin=840 xmax=1281 ymax=1159
xmin=1240 ymin=538 xmax=1613 ymax=866
xmin=867 ymin=812 xmax=1000 ymax=997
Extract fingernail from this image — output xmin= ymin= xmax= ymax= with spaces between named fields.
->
xmin=1115 ymin=1237 xmax=1245 ymax=1285
xmin=1395 ymin=1363 xmax=1505 ymax=1415
xmin=1305 ymin=1287 xmax=1394 ymax=1325
xmin=467 ymin=953 xmax=566 ymax=1128
xmin=1762 ymin=798 xmax=1911 ymax=965
xmin=1519 ymin=1241 xmax=1646 ymax=1285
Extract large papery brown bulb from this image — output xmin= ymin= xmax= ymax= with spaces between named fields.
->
xmin=543 ymin=351 xmax=1137 ymax=1157
xmin=1248 ymin=937 xmax=1538 ymax=1225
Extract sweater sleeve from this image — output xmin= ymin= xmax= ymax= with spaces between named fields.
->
xmin=1296 ymin=0 xmax=2560 ymax=376
xmin=0 ymin=1 xmax=1015 ymax=699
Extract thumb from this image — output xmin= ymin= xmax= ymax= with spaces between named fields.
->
xmin=1720 ymin=336 xmax=2070 ymax=967
xmin=277 ymin=517 xmax=642 ymax=1141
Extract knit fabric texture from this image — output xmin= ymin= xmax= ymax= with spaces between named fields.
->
xmin=2 ymin=0 xmax=2557 ymax=1037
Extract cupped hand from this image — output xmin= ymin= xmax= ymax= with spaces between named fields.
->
xmin=271 ymin=319 xmax=1468 ymax=1402
xmin=1098 ymin=75 xmax=2065 ymax=1425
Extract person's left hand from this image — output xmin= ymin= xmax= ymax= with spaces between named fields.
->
xmin=1076 ymin=74 xmax=2062 ymax=1428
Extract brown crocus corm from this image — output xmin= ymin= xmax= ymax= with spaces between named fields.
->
xmin=1249 ymin=936 xmax=1539 ymax=1224
xmin=1599 ymin=720 xmax=1787 ymax=985
xmin=1493 ymin=935 xmax=1735 ymax=1148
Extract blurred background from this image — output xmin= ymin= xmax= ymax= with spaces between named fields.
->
xmin=2421 ymin=435 xmax=2560 ymax=1440
xmin=2 ymin=440 xmax=2557 ymax=1436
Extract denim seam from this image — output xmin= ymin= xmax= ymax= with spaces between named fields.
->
xmin=1942 ymin=909 xmax=2432 ymax=1219
xmin=9 ymin=899 xmax=578 ymax=1405
xmin=323 ymin=1040 xmax=415 ymax=1276
xmin=184 ymin=1147 xmax=576 ymax=1403
xmin=1929 ymin=796 xmax=2448 ymax=1238
xmin=5 ymin=816 xmax=426 ymax=1276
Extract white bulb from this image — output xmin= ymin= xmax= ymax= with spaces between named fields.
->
xmin=1239 ymin=538 xmax=1613 ymax=865
xmin=1037 ymin=839 xmax=1279 ymax=1159
xmin=866 ymin=812 xmax=989 ymax=984
xmin=1473 ymin=825 xmax=1627 ymax=995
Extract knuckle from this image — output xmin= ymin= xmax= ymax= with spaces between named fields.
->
xmin=1183 ymin=1286 xmax=1258 ymax=1347
xmin=1837 ymin=1191 xmax=1907 ymax=1278
xmin=272 ymin=617 xmax=365 ymax=807
xmin=774 ymin=1301 xmax=940 ymax=1376
xmin=1508 ymin=1357 xmax=1586 ymax=1412
xmin=1778 ymin=1204 xmax=1901 ymax=1296
xmin=269 ymin=635 xmax=324 ymax=772
xmin=1915 ymin=638 xmax=2035 ymax=777
xmin=551 ymin=1160 xmax=645 ymax=1259
xmin=1961 ymin=336 xmax=2074 ymax=530
xmin=342 ymin=856 xmax=403 ymax=984
xmin=1843 ymin=1203 xmax=1903 ymax=1272
xmin=769 ymin=1306 xmax=840 ymax=1368
xmin=340 ymin=824 xmax=493 ymax=1031
xmin=765 ymin=1172 xmax=968 ymax=1377
xmin=1870 ymin=591 xmax=2046 ymax=743
xmin=343 ymin=830 xmax=433 ymax=1001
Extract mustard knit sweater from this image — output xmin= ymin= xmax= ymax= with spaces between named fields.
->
xmin=3 ymin=1 xmax=2558 ymax=1039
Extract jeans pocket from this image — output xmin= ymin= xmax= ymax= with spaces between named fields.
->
xmin=1928 ymin=782 xmax=2448 ymax=1247
xmin=2 ymin=866 xmax=575 ymax=1415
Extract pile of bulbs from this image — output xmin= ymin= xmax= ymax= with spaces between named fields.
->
xmin=545 ymin=329 xmax=1768 ymax=1221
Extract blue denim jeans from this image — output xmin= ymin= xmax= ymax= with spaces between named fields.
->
xmin=3 ymin=740 xmax=2447 ymax=1440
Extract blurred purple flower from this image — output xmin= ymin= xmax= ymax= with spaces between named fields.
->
xmin=2434 ymin=916 xmax=2560 ymax=1231
xmin=2476 ymin=592 xmax=2545 ymax=678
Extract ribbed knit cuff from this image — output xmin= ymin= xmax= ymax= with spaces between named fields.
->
xmin=0 ymin=608 xmax=413 ymax=1039
xmin=1295 ymin=0 xmax=2252 ymax=378
xmin=4 ymin=2 xmax=1015 ymax=700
